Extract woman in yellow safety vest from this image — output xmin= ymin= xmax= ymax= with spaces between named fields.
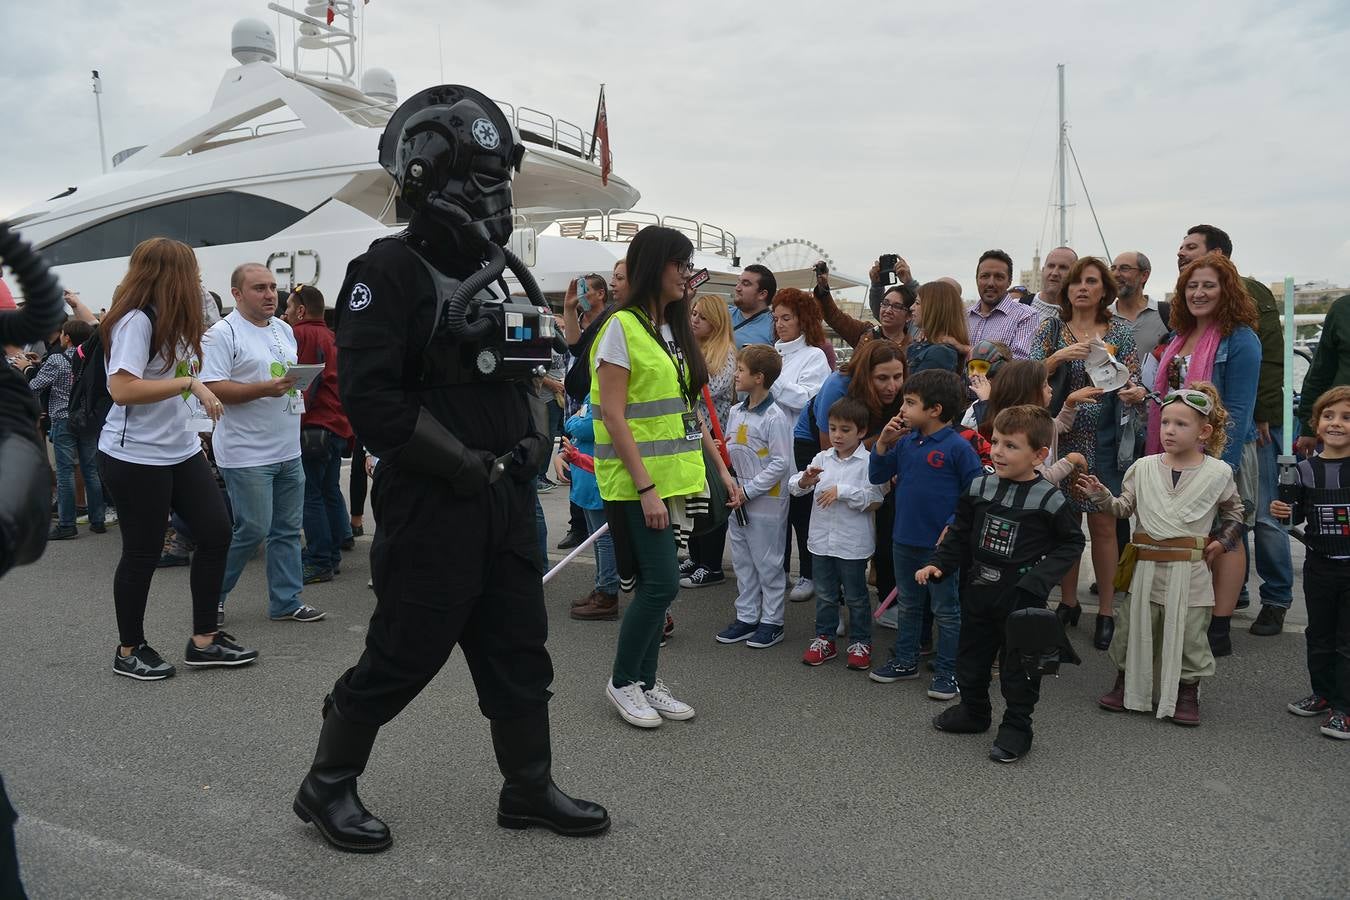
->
xmin=592 ymin=226 xmax=742 ymax=729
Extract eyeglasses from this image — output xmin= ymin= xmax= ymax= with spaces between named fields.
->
xmin=1109 ymin=264 xmax=1139 ymax=274
xmin=1161 ymin=388 xmax=1213 ymax=416
xmin=676 ymin=260 xmax=696 ymax=276
xmin=879 ymin=302 xmax=908 ymax=312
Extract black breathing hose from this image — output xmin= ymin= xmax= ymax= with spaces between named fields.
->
xmin=0 ymin=221 xmax=66 ymax=345
xmin=445 ymin=242 xmax=505 ymax=342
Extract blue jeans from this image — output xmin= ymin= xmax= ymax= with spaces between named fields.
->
xmin=1245 ymin=428 xmax=1294 ymax=607
xmin=813 ymin=554 xmax=871 ymax=644
xmin=891 ymin=542 xmax=960 ymax=677
xmin=49 ymin=418 xmax=104 ymax=528
xmin=219 ymin=459 xmax=305 ymax=617
xmin=301 ymin=431 xmax=351 ymax=572
xmin=584 ymin=505 xmax=619 ymax=594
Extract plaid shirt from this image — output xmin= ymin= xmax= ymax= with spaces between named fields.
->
xmin=965 ymin=294 xmax=1041 ymax=359
xmin=27 ymin=348 xmax=75 ymax=420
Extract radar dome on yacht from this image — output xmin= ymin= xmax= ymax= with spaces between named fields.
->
xmin=231 ymin=18 xmax=277 ymax=65
xmin=360 ymin=68 xmax=397 ymax=104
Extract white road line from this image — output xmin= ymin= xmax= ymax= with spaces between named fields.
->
xmin=17 ymin=816 xmax=295 ymax=900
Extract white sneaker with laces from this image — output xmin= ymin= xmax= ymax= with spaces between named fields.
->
xmin=105 ymin=508 xmax=119 ymax=525
xmin=606 ymin=680 xmax=662 ymax=728
xmin=642 ymin=679 xmax=695 ymax=720
xmin=788 ymin=577 xmax=815 ymax=602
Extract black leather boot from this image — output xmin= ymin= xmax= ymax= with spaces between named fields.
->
xmin=1055 ymin=601 xmax=1081 ymax=628
xmin=293 ymin=696 xmax=392 ymax=853
xmin=491 ymin=710 xmax=610 ymax=836
xmin=1092 ymin=614 xmax=1115 ymax=650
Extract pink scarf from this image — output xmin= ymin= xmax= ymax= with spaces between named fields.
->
xmin=1146 ymin=323 xmax=1221 ymax=454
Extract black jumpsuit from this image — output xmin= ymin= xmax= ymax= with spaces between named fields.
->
xmin=931 ymin=474 xmax=1085 ymax=754
xmin=329 ymin=236 xmax=553 ymax=727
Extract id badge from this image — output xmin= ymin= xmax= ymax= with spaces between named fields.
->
xmin=185 ymin=415 xmax=214 ymax=433
xmin=681 ymin=411 xmax=702 ymax=442
xmin=287 ymin=394 xmax=305 ymax=415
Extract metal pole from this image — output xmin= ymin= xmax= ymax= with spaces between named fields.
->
xmin=543 ymin=523 xmax=607 ymax=584
xmin=91 ymin=70 xmax=108 ymax=174
xmin=1057 ymin=63 xmax=1067 ymax=248
xmin=1277 ymin=276 xmax=1298 ymax=523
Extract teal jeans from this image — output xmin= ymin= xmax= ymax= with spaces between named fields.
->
xmin=610 ymin=500 xmax=679 ymax=689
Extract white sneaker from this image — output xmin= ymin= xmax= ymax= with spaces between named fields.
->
xmin=642 ymin=679 xmax=695 ymax=721
xmin=788 ymin=577 xmax=815 ymax=602
xmin=606 ymin=680 xmax=662 ymax=728
xmin=105 ymin=508 xmax=119 ymax=525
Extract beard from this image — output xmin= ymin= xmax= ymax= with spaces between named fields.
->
xmin=1118 ymin=283 xmax=1135 ymax=301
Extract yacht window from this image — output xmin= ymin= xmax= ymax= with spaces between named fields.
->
xmin=39 ymin=192 xmax=307 ymax=265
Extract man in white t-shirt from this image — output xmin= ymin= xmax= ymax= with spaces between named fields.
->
xmin=202 ymin=263 xmax=324 ymax=623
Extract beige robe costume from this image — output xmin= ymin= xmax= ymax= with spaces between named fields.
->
xmin=1094 ymin=455 xmax=1242 ymax=718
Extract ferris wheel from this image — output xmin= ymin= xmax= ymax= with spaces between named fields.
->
xmin=755 ymin=238 xmax=834 ymax=273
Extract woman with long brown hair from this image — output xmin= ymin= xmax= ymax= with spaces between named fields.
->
xmin=1149 ymin=252 xmax=1261 ymax=656
xmin=907 ymin=281 xmax=970 ymax=375
xmin=98 ymin=237 xmax=257 ymax=680
xmin=1031 ymin=256 xmax=1146 ymax=650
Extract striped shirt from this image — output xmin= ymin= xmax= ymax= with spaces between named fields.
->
xmin=27 ymin=348 xmax=75 ymax=420
xmin=965 ymin=294 xmax=1041 ymax=359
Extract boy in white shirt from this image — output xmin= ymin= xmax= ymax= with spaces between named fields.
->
xmin=715 ymin=345 xmax=793 ymax=649
xmin=791 ymin=397 xmax=885 ymax=669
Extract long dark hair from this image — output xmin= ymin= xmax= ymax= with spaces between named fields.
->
xmin=100 ymin=237 xmax=204 ymax=372
xmin=623 ymin=226 xmax=708 ymax=394
xmin=983 ymin=359 xmax=1048 ymax=436
xmin=843 ymin=338 xmax=905 ymax=428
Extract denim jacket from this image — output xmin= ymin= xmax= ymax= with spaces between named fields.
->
xmin=1209 ymin=326 xmax=1261 ymax=473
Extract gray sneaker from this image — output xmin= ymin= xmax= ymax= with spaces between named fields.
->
xmin=113 ymin=644 xmax=176 ymax=681
xmin=271 ymin=604 xmax=326 ymax=623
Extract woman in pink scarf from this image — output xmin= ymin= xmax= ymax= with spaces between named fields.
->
xmin=1148 ymin=252 xmax=1261 ymax=655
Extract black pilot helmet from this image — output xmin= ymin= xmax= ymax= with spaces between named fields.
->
xmin=967 ymin=339 xmax=1010 ymax=379
xmin=379 ymin=84 xmax=526 ymax=247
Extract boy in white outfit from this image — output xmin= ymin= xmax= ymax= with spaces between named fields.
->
xmin=715 ymin=345 xmax=793 ymax=649
xmin=790 ymin=397 xmax=886 ymax=670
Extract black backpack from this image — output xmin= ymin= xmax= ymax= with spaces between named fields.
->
xmin=68 ymin=307 xmax=158 ymax=440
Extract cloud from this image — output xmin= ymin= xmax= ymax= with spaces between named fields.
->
xmin=2 ymin=0 xmax=1347 ymax=291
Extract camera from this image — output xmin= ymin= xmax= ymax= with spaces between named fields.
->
xmin=878 ymin=254 xmax=898 ymax=286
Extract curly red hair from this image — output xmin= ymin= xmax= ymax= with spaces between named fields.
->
xmin=770 ymin=288 xmax=827 ymax=347
xmin=1172 ymin=252 xmax=1258 ymax=336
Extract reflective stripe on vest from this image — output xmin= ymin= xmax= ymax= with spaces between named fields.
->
xmin=590 ymin=310 xmax=706 ymax=501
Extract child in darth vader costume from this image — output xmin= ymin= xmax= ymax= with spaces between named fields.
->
xmin=292 ymin=85 xmax=609 ymax=852
xmin=918 ymin=405 xmax=1085 ymax=763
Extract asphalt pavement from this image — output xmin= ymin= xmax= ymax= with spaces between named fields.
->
xmin=2 ymin=477 xmax=1346 ymax=899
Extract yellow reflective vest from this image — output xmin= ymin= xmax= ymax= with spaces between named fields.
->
xmin=590 ymin=309 xmax=706 ymax=501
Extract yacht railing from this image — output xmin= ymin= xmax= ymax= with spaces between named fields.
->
xmin=493 ymin=100 xmax=608 ymax=166
xmin=531 ymin=209 xmax=737 ymax=257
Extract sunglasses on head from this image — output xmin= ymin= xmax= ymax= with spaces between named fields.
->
xmin=1161 ymin=389 xmax=1212 ymax=416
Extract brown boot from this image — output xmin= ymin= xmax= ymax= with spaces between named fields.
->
xmin=1172 ymin=681 xmax=1200 ymax=726
xmin=572 ymin=590 xmax=598 ymax=610
xmin=570 ymin=590 xmax=618 ymax=621
xmin=1098 ymin=671 xmax=1126 ymax=712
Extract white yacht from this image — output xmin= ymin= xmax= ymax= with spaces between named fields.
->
xmin=5 ymin=3 xmax=759 ymax=310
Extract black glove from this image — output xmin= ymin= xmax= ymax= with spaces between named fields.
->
xmin=392 ymin=407 xmax=495 ymax=497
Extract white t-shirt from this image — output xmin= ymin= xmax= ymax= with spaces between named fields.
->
xmin=201 ymin=311 xmax=301 ymax=468
xmin=99 ymin=310 xmax=203 ymax=466
xmin=592 ymin=315 xmax=677 ymax=372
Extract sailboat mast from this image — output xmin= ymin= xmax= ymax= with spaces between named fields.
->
xmin=1057 ymin=63 xmax=1067 ymax=248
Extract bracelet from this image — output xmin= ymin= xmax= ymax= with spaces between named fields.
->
xmin=637 ymin=483 xmax=656 ymax=495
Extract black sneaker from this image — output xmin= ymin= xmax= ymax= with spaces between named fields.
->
xmin=271 ymin=604 xmax=326 ymax=623
xmin=557 ymin=530 xmax=587 ymax=550
xmin=340 ymin=537 xmax=356 ymax=551
xmin=1322 ymin=710 xmax=1350 ymax=740
xmin=303 ymin=565 xmax=334 ymax=585
xmin=113 ymin=644 xmax=176 ymax=680
xmin=90 ymin=522 xmax=107 ymax=534
xmin=184 ymin=631 xmax=259 ymax=667
xmin=677 ymin=557 xmax=698 ymax=577
xmin=1288 ymin=694 xmax=1330 ymax=717
xmin=1249 ymin=605 xmax=1286 ymax=636
xmin=48 ymin=525 xmax=78 ymax=541
xmin=680 ymin=567 xmax=725 ymax=589
xmin=157 ymin=553 xmax=190 ymax=568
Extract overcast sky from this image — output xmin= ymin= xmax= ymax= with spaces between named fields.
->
xmin=3 ymin=0 xmax=1348 ymax=294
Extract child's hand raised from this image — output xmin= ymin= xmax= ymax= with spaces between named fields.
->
xmin=1065 ymin=385 xmax=1104 ymax=408
xmin=915 ymin=565 xmax=942 ymax=585
xmin=877 ymin=414 xmax=907 ymax=452
xmin=798 ymin=465 xmax=823 ymax=489
xmin=816 ymin=485 xmax=839 ymax=508
xmin=969 ymin=373 xmax=991 ymax=402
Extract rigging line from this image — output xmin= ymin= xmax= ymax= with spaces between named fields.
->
xmin=1066 ymin=135 xmax=1109 ymax=260
xmin=1037 ymin=149 xmax=1057 ymax=257
xmin=994 ymin=78 xmax=1055 ymax=235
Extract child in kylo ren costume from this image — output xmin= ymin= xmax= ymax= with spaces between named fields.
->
xmin=918 ymin=405 xmax=1085 ymax=763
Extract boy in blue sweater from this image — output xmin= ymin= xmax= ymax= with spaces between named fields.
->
xmin=869 ymin=369 xmax=983 ymax=700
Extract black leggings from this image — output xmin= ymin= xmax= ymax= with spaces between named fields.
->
xmin=99 ymin=451 xmax=232 ymax=644
xmin=350 ymin=443 xmax=368 ymax=518
xmin=784 ymin=439 xmax=818 ymax=579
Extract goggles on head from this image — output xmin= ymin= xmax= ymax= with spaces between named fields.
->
xmin=1161 ymin=388 xmax=1213 ymax=417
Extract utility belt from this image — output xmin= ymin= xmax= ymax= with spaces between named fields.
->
xmin=970 ymin=558 xmax=1040 ymax=586
xmin=1132 ymin=531 xmax=1204 ymax=563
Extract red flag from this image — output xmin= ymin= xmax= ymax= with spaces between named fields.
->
xmin=326 ymin=2 xmax=336 ymax=25
xmin=590 ymin=86 xmax=611 ymax=187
